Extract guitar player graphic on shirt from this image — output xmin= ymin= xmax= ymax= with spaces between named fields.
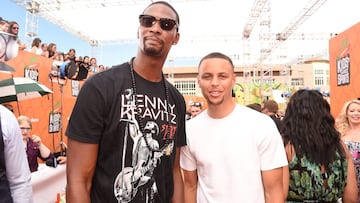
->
xmin=114 ymin=119 xmax=174 ymax=203
xmin=115 ymin=89 xmax=174 ymax=203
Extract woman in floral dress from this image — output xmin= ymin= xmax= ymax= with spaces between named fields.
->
xmin=282 ymin=90 xmax=358 ymax=202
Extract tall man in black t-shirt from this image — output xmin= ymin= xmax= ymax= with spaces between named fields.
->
xmin=65 ymin=1 xmax=186 ymax=203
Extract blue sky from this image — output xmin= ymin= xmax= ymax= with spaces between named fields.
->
xmin=2 ymin=0 xmax=137 ymax=67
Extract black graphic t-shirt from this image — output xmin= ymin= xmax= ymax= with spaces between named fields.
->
xmin=66 ymin=61 xmax=187 ymax=203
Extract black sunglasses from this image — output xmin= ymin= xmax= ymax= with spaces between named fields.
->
xmin=139 ymin=14 xmax=178 ymax=31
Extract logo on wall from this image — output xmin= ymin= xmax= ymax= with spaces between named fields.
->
xmin=71 ymin=80 xmax=79 ymax=97
xmin=24 ymin=64 xmax=39 ymax=81
xmin=336 ymin=41 xmax=350 ymax=86
xmin=48 ymin=112 xmax=61 ymax=133
xmin=336 ymin=54 xmax=350 ymax=86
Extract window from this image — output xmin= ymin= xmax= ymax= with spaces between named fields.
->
xmin=174 ymin=81 xmax=196 ymax=95
xmin=314 ymin=69 xmax=324 ymax=75
xmin=315 ymin=76 xmax=324 ymax=85
xmin=314 ymin=67 xmax=328 ymax=86
xmin=291 ymin=78 xmax=304 ymax=86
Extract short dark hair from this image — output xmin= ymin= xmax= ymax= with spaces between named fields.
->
xmin=198 ymin=52 xmax=234 ymax=70
xmin=143 ymin=1 xmax=180 ymax=31
xmin=262 ymin=100 xmax=278 ymax=113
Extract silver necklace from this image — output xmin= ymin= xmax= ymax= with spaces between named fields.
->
xmin=129 ymin=57 xmax=172 ymax=155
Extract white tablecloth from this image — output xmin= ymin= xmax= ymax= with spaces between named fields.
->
xmin=31 ymin=163 xmax=66 ymax=203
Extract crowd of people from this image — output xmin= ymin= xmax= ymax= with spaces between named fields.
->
xmin=0 ymin=16 xmax=108 ymax=79
xmin=1 ymin=1 xmax=360 ymax=203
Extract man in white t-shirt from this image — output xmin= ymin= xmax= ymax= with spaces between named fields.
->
xmin=180 ymin=52 xmax=288 ymax=203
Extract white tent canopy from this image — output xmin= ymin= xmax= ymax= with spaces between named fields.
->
xmin=10 ymin=0 xmax=360 ymax=64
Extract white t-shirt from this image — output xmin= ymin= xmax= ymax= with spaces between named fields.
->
xmin=180 ymin=104 xmax=288 ymax=203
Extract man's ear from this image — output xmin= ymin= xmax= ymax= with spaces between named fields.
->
xmin=172 ymin=33 xmax=180 ymax=45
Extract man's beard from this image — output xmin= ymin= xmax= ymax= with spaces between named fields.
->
xmin=144 ymin=44 xmax=163 ymax=56
xmin=143 ymin=38 xmax=164 ymax=56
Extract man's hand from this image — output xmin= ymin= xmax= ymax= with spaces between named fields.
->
xmin=57 ymin=156 xmax=67 ymax=164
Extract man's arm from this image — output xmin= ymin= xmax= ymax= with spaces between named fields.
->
xmin=3 ymin=109 xmax=33 ymax=203
xmin=66 ymin=138 xmax=98 ymax=203
xmin=282 ymin=166 xmax=289 ymax=200
xmin=261 ymin=167 xmax=285 ymax=203
xmin=182 ymin=168 xmax=198 ymax=203
xmin=180 ymin=143 xmax=197 ymax=203
xmin=172 ymin=147 xmax=184 ymax=203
